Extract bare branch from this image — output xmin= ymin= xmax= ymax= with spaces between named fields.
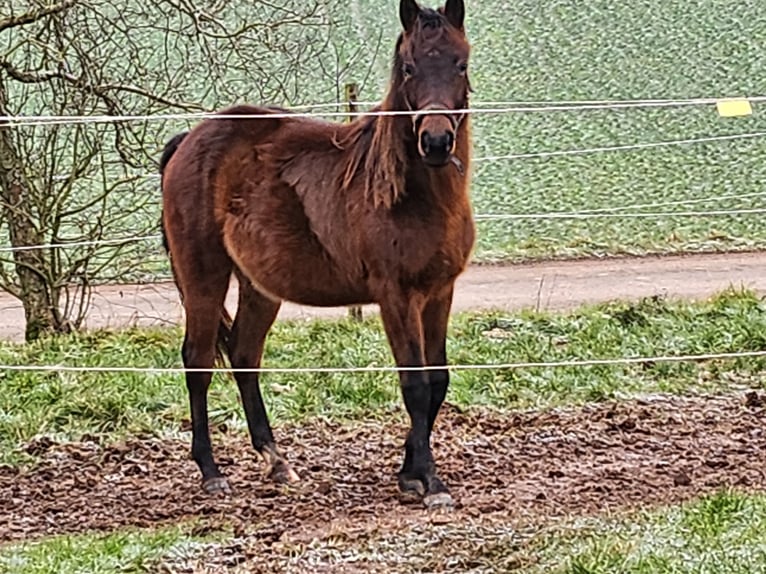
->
xmin=1 ymin=61 xmax=205 ymax=112
xmin=0 ymin=0 xmax=81 ymax=33
xmin=0 ymin=0 xmax=334 ymax=339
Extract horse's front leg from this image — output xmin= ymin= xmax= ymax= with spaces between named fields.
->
xmin=422 ymin=286 xmax=454 ymax=435
xmin=379 ymin=290 xmax=453 ymax=509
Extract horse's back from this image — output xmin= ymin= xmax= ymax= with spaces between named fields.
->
xmin=161 ymin=105 xmax=373 ymax=306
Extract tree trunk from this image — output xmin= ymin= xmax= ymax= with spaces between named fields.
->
xmin=0 ymin=77 xmax=58 ymax=341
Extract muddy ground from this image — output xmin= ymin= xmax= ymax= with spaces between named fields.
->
xmin=2 ymin=392 xmax=765 ymax=571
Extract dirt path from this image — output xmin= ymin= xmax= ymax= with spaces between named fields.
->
xmin=2 ymin=251 xmax=765 ymax=342
xmin=3 ymin=393 xmax=764 ymax=544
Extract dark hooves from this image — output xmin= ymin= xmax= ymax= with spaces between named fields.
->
xmin=202 ymin=476 xmax=232 ymax=495
xmin=398 ymin=475 xmax=426 ymax=498
xmin=268 ymin=459 xmax=300 ymax=485
xmin=399 ymin=474 xmax=454 ymax=509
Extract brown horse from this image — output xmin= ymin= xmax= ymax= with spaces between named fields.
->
xmin=160 ymin=0 xmax=473 ymax=509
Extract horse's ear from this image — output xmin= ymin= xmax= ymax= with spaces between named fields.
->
xmin=400 ymin=0 xmax=421 ymax=31
xmin=444 ymin=0 xmax=465 ymax=29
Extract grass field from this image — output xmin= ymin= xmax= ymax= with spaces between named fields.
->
xmin=5 ymin=491 xmax=766 ymax=573
xmin=2 ymin=290 xmax=766 ymax=571
xmin=4 ymin=0 xmax=766 ymax=281
xmin=341 ymin=0 xmax=766 ymax=255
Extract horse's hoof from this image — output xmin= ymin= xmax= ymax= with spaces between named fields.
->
xmin=423 ymin=492 xmax=454 ymax=510
xmin=269 ymin=459 xmax=300 ymax=485
xmin=203 ymin=477 xmax=231 ymax=495
xmin=398 ymin=475 xmax=426 ymax=497
xmin=398 ymin=490 xmax=423 ymax=505
xmin=261 ymin=446 xmax=299 ymax=485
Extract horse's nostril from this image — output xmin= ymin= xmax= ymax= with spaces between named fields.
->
xmin=446 ymin=131 xmax=455 ymax=151
xmin=420 ymin=130 xmax=432 ymax=154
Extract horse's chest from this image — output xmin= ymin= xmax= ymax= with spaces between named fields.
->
xmin=368 ymin=213 xmax=474 ymax=287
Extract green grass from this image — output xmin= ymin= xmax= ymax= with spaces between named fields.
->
xmin=355 ymin=0 xmax=766 ymax=261
xmin=224 ymin=490 xmax=766 ymax=573
xmin=0 ymin=525 xmax=216 ymax=574
xmin=3 ymin=289 xmax=766 ymax=572
xmin=1 ymin=288 xmax=766 ymax=466
xmin=531 ymin=490 xmax=766 ymax=573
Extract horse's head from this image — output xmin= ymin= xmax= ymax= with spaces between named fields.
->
xmin=395 ymin=0 xmax=471 ymax=168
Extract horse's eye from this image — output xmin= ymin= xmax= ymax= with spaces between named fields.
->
xmin=457 ymin=63 xmax=468 ymax=75
xmin=402 ymin=63 xmax=415 ymax=78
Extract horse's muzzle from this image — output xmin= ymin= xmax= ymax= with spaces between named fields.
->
xmin=419 ymin=129 xmax=456 ymax=167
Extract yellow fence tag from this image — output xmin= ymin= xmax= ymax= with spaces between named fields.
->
xmin=716 ymin=99 xmax=753 ymax=118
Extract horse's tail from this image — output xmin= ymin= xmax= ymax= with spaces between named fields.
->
xmin=159 ymin=131 xmax=188 ymax=175
xmin=159 ymin=132 xmax=233 ymax=367
xmin=159 ymin=132 xmax=187 ymax=252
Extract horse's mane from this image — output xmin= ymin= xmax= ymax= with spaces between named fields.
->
xmin=339 ymin=8 xmax=455 ymax=209
xmin=339 ymin=99 xmax=408 ymax=210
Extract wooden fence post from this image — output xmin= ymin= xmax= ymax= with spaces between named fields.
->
xmin=345 ymin=82 xmax=364 ymax=322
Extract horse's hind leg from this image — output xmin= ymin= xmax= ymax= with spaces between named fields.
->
xmin=181 ymin=267 xmax=232 ymax=494
xmin=229 ymin=273 xmax=298 ymax=484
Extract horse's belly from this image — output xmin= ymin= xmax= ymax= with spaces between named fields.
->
xmin=250 ymin=267 xmax=372 ymax=308
xmin=224 ymin=218 xmax=371 ymax=307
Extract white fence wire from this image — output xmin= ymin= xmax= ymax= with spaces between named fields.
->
xmin=475 ymin=130 xmax=766 ymax=162
xmin=47 ymin=128 xmax=766 ymax=182
xmin=2 ymin=124 xmax=764 ymax=254
xmin=3 ymin=207 xmax=765 ymax=254
xmin=2 ymin=350 xmax=766 ymax=375
xmin=0 ymin=235 xmax=159 ymax=254
xmin=474 ymin=208 xmax=766 ymax=221
xmin=2 ymin=94 xmax=764 ymax=126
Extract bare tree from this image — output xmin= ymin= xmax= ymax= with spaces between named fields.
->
xmin=0 ymin=0 xmax=328 ymax=340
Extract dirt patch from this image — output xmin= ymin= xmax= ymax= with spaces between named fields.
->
xmin=2 ymin=393 xmax=765 ymax=551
